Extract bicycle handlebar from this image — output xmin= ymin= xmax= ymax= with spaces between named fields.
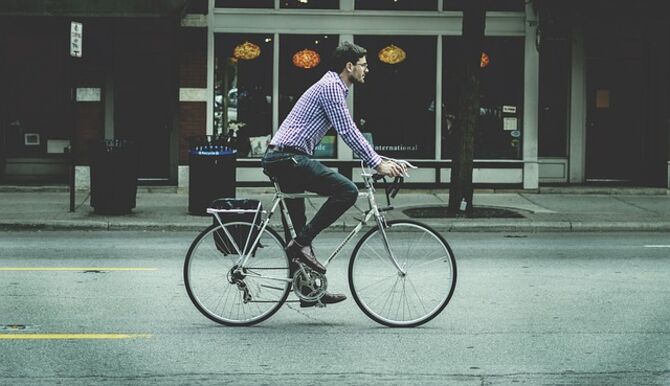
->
xmin=361 ymin=156 xmax=418 ymax=205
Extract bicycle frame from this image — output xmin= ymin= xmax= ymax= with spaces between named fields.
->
xmin=206 ymin=169 xmax=407 ymax=285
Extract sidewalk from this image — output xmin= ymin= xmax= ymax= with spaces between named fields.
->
xmin=0 ymin=186 xmax=668 ymax=232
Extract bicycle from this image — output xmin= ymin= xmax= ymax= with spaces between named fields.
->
xmin=183 ymin=157 xmax=457 ymax=327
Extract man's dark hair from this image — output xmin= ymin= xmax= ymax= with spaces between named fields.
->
xmin=330 ymin=42 xmax=367 ymax=72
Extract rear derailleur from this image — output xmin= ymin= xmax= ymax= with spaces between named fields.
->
xmin=227 ymin=265 xmax=252 ymax=303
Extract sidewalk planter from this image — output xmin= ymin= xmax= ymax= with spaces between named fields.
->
xmin=188 ymin=135 xmax=237 ymax=215
xmin=89 ymin=139 xmax=138 ymax=215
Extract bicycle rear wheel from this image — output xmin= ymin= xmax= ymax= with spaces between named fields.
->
xmin=348 ymin=220 xmax=457 ymax=327
xmin=184 ymin=222 xmax=291 ymax=326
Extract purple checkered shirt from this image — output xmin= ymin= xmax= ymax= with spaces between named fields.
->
xmin=270 ymin=71 xmax=382 ymax=168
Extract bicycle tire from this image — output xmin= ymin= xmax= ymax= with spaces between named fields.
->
xmin=184 ymin=222 xmax=291 ymax=326
xmin=348 ymin=220 xmax=457 ymax=327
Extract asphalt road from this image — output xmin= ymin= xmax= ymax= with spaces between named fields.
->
xmin=1 ymin=231 xmax=669 ymax=385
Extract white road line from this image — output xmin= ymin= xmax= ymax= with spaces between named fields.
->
xmin=643 ymin=245 xmax=670 ymax=248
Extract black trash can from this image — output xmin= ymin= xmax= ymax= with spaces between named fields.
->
xmin=89 ymin=139 xmax=138 ymax=215
xmin=188 ymin=135 xmax=238 ymax=215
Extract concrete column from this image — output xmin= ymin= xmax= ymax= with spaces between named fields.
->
xmin=272 ymin=33 xmax=279 ymax=135
xmin=338 ymin=34 xmax=354 ymax=160
xmin=178 ymin=165 xmax=189 ymax=193
xmin=522 ymin=2 xmax=539 ymax=189
xmin=104 ymin=73 xmax=114 ymax=140
xmin=434 ymin=36 xmax=443 ymax=160
xmin=75 ymin=166 xmax=90 ymax=191
xmin=568 ymin=21 xmax=587 ymax=183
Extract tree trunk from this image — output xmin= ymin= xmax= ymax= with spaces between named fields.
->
xmin=448 ymin=0 xmax=486 ymax=215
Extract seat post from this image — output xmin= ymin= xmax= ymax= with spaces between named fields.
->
xmin=273 ymin=182 xmax=283 ymax=194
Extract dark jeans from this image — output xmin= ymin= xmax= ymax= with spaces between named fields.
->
xmin=261 ymin=149 xmax=358 ymax=246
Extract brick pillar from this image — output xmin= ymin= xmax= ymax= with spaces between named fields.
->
xmin=178 ymin=27 xmax=208 ymax=191
xmin=179 ymin=27 xmax=207 ymax=163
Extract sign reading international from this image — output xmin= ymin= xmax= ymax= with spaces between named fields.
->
xmin=70 ymin=21 xmax=83 ymax=58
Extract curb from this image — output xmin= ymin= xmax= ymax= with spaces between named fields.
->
xmin=2 ymin=220 xmax=670 ymax=232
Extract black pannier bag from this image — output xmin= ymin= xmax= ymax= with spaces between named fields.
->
xmin=211 ymin=199 xmax=263 ymax=256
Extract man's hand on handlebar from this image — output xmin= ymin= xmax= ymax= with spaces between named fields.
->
xmin=375 ymin=160 xmax=406 ymax=177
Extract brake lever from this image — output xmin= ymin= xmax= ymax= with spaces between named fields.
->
xmin=389 ymin=177 xmax=404 ymax=198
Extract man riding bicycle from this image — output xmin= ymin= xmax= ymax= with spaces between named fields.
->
xmin=261 ymin=42 xmax=405 ymax=307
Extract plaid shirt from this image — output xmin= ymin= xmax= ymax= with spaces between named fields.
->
xmin=271 ymin=71 xmax=382 ymax=168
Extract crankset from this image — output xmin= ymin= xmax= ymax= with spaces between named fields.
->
xmin=292 ymin=263 xmax=328 ymax=302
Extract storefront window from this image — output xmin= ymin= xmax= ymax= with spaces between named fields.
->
xmin=355 ymin=0 xmax=437 ymax=11
xmin=215 ymin=0 xmax=273 ymax=8
xmin=279 ymin=34 xmax=339 ymax=158
xmin=443 ymin=0 xmax=524 ymax=12
xmin=538 ymin=21 xmax=570 ymax=157
xmin=354 ymin=36 xmax=436 ymax=159
xmin=281 ymin=0 xmax=339 ymax=9
xmin=442 ymin=36 xmax=524 ymax=159
xmin=2 ymin=18 xmax=69 ymax=159
xmin=215 ymin=34 xmax=273 ymax=158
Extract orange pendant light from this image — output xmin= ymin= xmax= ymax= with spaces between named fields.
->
xmin=292 ymin=49 xmax=321 ymax=69
xmin=480 ymin=52 xmax=490 ymax=68
xmin=233 ymin=41 xmax=261 ymax=60
xmin=378 ymin=44 xmax=406 ymax=65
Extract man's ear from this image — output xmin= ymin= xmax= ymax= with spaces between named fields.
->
xmin=345 ymin=62 xmax=354 ymax=72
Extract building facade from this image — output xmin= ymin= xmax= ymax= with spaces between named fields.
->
xmin=1 ymin=0 xmax=669 ymax=189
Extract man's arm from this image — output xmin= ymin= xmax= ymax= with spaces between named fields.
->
xmin=318 ymin=83 xmax=381 ymax=168
xmin=319 ymin=83 xmax=405 ymax=177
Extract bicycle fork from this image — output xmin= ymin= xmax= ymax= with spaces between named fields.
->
xmin=367 ymin=188 xmax=407 ymax=277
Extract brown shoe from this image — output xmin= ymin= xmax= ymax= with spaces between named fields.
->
xmin=286 ymin=240 xmax=326 ymax=274
xmin=300 ymin=292 xmax=347 ymax=308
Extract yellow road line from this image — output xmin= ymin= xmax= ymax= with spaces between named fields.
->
xmin=0 ymin=267 xmax=159 ymax=271
xmin=0 ymin=333 xmax=152 ymax=340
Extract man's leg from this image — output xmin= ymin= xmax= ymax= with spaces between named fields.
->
xmin=281 ymin=189 xmax=307 ymax=241
xmin=274 ymin=155 xmax=358 ymax=246
xmin=292 ymin=157 xmax=358 ymax=246
xmin=279 ymin=156 xmax=353 ymax=306
xmin=261 ymin=150 xmax=307 ymax=240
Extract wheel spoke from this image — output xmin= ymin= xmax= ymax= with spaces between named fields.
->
xmin=362 ymin=241 xmax=397 ymax=270
xmin=353 ymin=271 xmax=398 ymax=293
xmin=407 ymin=255 xmax=452 ymax=272
xmin=349 ymin=221 xmax=456 ymax=327
xmin=184 ymin=223 xmax=291 ymax=326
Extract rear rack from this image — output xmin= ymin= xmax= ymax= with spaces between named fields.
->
xmin=206 ymin=208 xmax=266 ymax=215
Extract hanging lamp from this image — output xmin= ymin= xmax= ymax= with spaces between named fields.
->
xmin=378 ymin=44 xmax=406 ymax=64
xmin=480 ymin=52 xmax=490 ymax=68
xmin=233 ymin=41 xmax=261 ymax=60
xmin=292 ymin=49 xmax=321 ymax=69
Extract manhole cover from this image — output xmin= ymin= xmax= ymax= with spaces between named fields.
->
xmin=403 ymin=206 xmax=524 ymax=219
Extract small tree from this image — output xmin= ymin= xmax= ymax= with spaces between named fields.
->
xmin=448 ymin=0 xmax=486 ymax=214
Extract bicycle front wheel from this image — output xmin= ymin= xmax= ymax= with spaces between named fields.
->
xmin=349 ymin=220 xmax=457 ymax=327
xmin=184 ymin=222 xmax=291 ymax=326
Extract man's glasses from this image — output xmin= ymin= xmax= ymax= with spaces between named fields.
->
xmin=355 ymin=62 xmax=369 ymax=69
